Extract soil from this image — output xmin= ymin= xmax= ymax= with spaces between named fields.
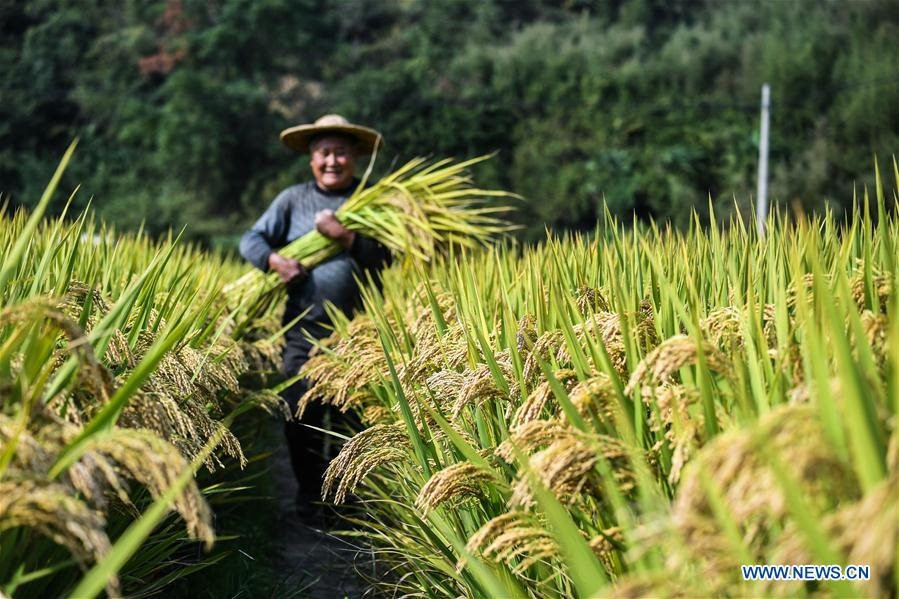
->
xmin=268 ymin=421 xmax=378 ymax=598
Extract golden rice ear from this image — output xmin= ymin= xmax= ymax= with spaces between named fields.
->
xmin=785 ymin=272 xmax=820 ymax=308
xmin=442 ymin=325 xmax=473 ymax=370
xmin=588 ymin=526 xmax=623 ymax=571
xmin=451 ymin=364 xmax=511 ymax=420
xmin=296 ymin=353 xmax=349 ymax=418
xmin=60 ymin=281 xmax=111 ymax=317
xmin=849 ymin=269 xmax=893 ymax=312
xmin=512 ymin=368 xmax=579 ymax=428
xmin=208 ymin=333 xmax=249 ymax=374
xmin=576 ymin=304 xmax=658 ymax=357
xmin=857 ymin=310 xmax=889 ymax=372
xmin=574 ymin=285 xmax=611 ymax=315
xmin=572 ymin=311 xmax=634 ymax=376
xmin=515 ymin=313 xmax=538 ymax=353
xmin=423 ymin=399 xmax=482 ymax=451
xmin=360 ymin=404 xmax=392 ymax=425
xmin=625 ymin=335 xmax=732 ymax=394
xmin=72 ymin=428 xmax=215 ymax=547
xmin=510 ymin=434 xmax=634 ymax=509
xmin=521 ymin=330 xmax=566 ymax=384
xmin=119 ymin=387 xmax=245 ymax=472
xmin=496 ymin=419 xmax=575 ymax=463
xmin=425 ymin=369 xmax=466 ymax=408
xmin=462 ymin=511 xmax=557 ymax=575
xmin=0 ymin=416 xmax=55 ymax=475
xmin=699 ymin=306 xmax=743 ymax=350
xmin=671 ymin=405 xmax=859 ymax=583
xmin=241 ymin=389 xmax=291 ymax=419
xmin=568 ymin=373 xmax=619 ymax=426
xmin=175 ymin=341 xmax=241 ymax=399
xmin=512 ymin=381 xmax=554 ymax=427
xmin=415 ymin=462 xmax=498 ymax=514
xmin=323 ymin=423 xmax=412 ymax=504
xmin=0 ymin=479 xmax=119 ymax=595
xmin=398 ymin=303 xmax=446 ymax=383
xmin=639 ymin=383 xmax=703 ymax=484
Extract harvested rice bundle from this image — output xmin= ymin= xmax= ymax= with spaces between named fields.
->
xmin=223 ymin=155 xmax=516 ymax=324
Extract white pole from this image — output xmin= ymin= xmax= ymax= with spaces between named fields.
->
xmin=756 ymin=83 xmax=770 ymax=238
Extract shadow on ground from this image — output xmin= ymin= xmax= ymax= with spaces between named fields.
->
xmin=169 ymin=415 xmax=379 ymax=598
xmin=268 ymin=419 xmax=378 ymax=598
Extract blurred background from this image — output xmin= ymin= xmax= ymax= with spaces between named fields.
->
xmin=2 ymin=0 xmax=898 ymax=246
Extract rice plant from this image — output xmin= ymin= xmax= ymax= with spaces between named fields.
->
xmin=0 ymin=145 xmax=285 ymax=597
xmin=296 ymin=161 xmax=899 ymax=597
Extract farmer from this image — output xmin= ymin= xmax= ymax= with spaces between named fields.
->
xmin=239 ymin=114 xmax=390 ymax=504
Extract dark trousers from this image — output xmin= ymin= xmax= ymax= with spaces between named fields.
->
xmin=280 ymin=350 xmax=360 ymax=498
xmin=280 ymin=374 xmax=326 ymax=497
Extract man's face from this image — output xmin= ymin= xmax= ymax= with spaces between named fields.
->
xmin=309 ymin=135 xmax=357 ymax=191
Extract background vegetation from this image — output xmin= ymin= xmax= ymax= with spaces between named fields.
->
xmin=3 ymin=0 xmax=898 ymax=242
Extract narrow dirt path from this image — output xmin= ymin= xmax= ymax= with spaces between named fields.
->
xmin=268 ymin=420 xmax=377 ymax=598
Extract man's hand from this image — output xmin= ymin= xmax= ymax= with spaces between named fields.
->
xmin=267 ymin=252 xmax=309 ymax=286
xmin=315 ymin=209 xmax=356 ymax=249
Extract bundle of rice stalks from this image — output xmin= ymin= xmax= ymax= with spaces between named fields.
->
xmin=223 ymin=155 xmax=515 ymax=324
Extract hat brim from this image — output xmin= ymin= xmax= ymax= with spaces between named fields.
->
xmin=279 ymin=123 xmax=382 ymax=155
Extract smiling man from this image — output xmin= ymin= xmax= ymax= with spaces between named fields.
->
xmin=239 ymin=114 xmax=390 ymax=507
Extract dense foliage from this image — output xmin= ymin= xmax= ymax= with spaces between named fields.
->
xmin=3 ymin=0 xmax=898 ymax=242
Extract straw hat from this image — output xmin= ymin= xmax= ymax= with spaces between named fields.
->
xmin=279 ymin=114 xmax=383 ymax=155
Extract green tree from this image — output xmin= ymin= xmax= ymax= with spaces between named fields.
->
xmin=2 ymin=0 xmax=897 ymax=243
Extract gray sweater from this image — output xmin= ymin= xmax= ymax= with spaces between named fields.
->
xmin=239 ymin=180 xmax=390 ymax=356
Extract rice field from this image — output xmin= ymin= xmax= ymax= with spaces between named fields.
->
xmin=2 ymin=147 xmax=897 ymax=597
xmin=297 ymin=162 xmax=899 ymax=597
